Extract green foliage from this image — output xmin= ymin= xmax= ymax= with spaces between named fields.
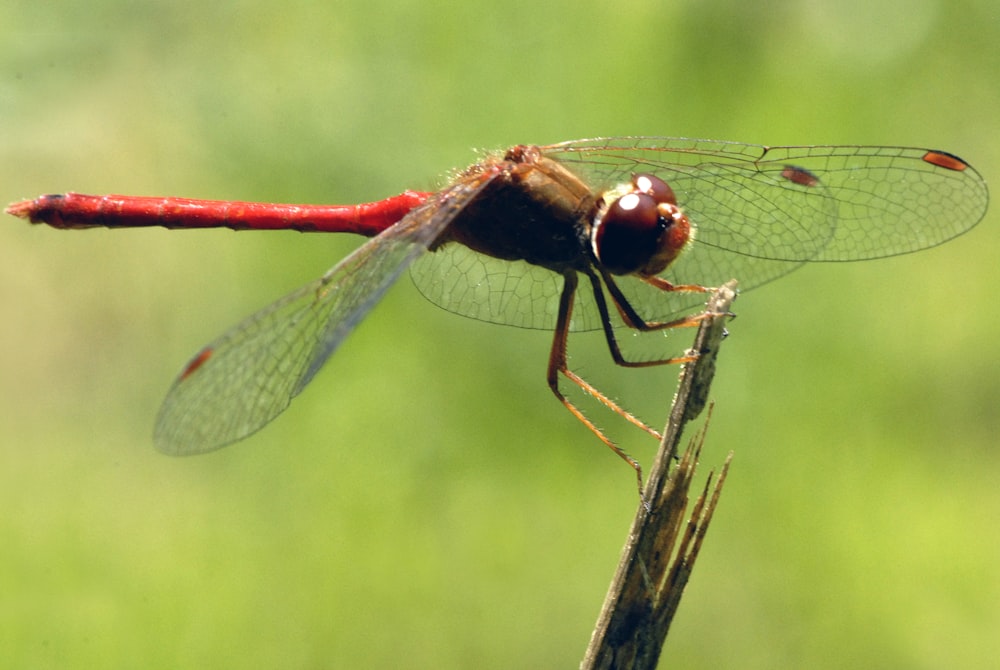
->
xmin=1 ymin=0 xmax=997 ymax=667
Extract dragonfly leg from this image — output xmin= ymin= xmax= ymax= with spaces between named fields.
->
xmin=548 ymin=272 xmax=654 ymax=496
xmin=589 ymin=270 xmax=733 ymax=368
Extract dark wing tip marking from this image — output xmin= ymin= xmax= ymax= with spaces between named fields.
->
xmin=178 ymin=348 xmax=214 ymax=381
xmin=922 ymin=150 xmax=968 ymax=172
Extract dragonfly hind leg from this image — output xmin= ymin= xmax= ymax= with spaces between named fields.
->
xmin=547 ymin=271 xmax=665 ymax=495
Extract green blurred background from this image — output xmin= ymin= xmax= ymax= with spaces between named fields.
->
xmin=2 ymin=0 xmax=997 ymax=667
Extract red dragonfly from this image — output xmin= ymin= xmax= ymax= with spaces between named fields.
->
xmin=8 ymin=138 xmax=988 ymax=487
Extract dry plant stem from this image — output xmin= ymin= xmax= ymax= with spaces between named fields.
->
xmin=581 ymin=279 xmax=737 ymax=670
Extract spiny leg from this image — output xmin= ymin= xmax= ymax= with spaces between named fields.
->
xmin=584 ymin=270 xmax=707 ymax=371
xmin=554 ymin=272 xmax=664 ymax=439
xmin=640 ymin=274 xmax=714 ymax=295
xmin=546 ymin=270 xmax=721 ymax=493
xmin=600 ymin=269 xmax=715 ymax=335
xmin=547 ymin=271 xmax=648 ymax=494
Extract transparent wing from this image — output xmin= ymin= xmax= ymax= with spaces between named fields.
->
xmin=551 ymin=138 xmax=986 ymax=323
xmin=410 ymin=248 xmax=611 ymax=332
xmin=413 ymin=137 xmax=987 ymax=331
xmin=154 ymin=175 xmax=495 ymax=455
xmin=547 ymin=137 xmax=987 ymax=264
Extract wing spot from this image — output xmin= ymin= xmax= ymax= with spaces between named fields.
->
xmin=780 ymin=165 xmax=820 ymax=187
xmin=922 ymin=150 xmax=967 ymax=172
xmin=179 ymin=348 xmax=213 ymax=381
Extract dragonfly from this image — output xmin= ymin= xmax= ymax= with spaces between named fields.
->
xmin=7 ymin=137 xmax=989 ymax=489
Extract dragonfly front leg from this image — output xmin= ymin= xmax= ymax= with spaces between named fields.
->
xmin=584 ymin=270 xmax=708 ymax=370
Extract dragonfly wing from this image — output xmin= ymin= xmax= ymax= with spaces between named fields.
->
xmin=545 ymin=137 xmax=987 ymax=264
xmin=542 ymin=137 xmax=988 ymax=322
xmin=411 ymin=247 xmax=588 ymax=330
xmin=154 ymin=175 xmax=495 ymax=455
xmin=751 ymin=145 xmax=989 ymax=261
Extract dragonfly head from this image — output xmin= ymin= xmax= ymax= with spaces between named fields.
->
xmin=592 ymin=173 xmax=691 ymax=277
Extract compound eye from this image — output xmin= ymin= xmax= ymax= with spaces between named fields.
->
xmin=610 ymin=192 xmax=660 ymax=228
xmin=633 ymin=173 xmax=676 ymax=205
xmin=593 ymin=192 xmax=664 ymax=275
